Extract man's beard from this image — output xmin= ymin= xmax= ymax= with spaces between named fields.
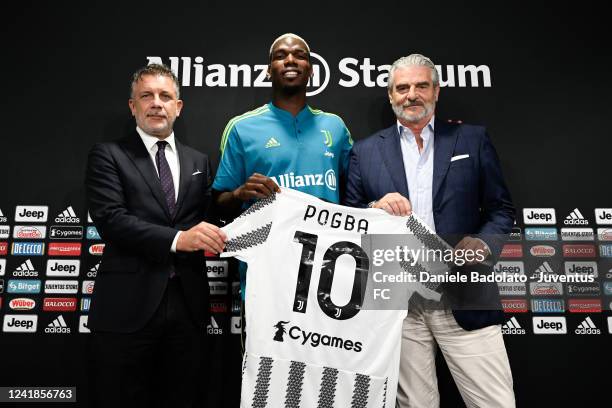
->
xmin=392 ymin=101 xmax=435 ymax=123
xmin=280 ymin=82 xmax=306 ymax=96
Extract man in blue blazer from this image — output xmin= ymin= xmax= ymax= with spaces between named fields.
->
xmin=345 ymin=54 xmax=516 ymax=407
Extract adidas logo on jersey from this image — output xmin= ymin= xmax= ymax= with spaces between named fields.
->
xmin=502 ymin=317 xmax=525 ymax=334
xmin=13 ymin=259 xmax=38 ymax=277
xmin=45 ymin=315 xmax=71 ymax=334
xmin=575 ymin=316 xmax=600 ymax=335
xmin=0 ymin=209 xmax=7 ymax=223
xmin=564 ymin=208 xmax=588 ymax=225
xmin=277 ymin=321 xmax=363 ymax=352
xmin=265 ymin=137 xmax=281 ymax=148
xmin=55 ymin=206 xmax=80 ymax=224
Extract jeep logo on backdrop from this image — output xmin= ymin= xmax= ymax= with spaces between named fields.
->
xmin=146 ymin=55 xmax=492 ymax=97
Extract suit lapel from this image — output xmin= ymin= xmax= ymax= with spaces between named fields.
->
xmin=432 ymin=118 xmax=458 ymax=201
xmin=121 ymin=132 xmax=171 ymax=219
xmin=173 ymin=139 xmax=193 ymax=220
xmin=378 ymin=125 xmax=409 ymax=198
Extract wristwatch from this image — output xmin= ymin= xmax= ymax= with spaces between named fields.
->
xmin=367 ymin=200 xmax=377 ymax=208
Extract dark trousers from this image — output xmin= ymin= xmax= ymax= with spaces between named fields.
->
xmin=89 ymin=278 xmax=206 ymax=408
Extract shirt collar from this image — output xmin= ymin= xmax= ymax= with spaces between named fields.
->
xmin=136 ymin=126 xmax=177 ymax=153
xmin=268 ymin=102 xmax=314 ymax=122
xmin=397 ymin=116 xmax=435 ymax=138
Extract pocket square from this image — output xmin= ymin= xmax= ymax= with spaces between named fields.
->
xmin=192 ymin=170 xmax=203 ymax=176
xmin=450 ymin=154 xmax=470 ymax=162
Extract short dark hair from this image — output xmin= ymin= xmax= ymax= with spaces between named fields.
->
xmin=130 ymin=63 xmax=180 ymax=98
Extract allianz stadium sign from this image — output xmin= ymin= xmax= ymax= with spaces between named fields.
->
xmin=146 ymin=54 xmax=492 ymax=97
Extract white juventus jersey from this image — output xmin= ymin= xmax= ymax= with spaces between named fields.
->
xmin=221 ymin=188 xmax=448 ymax=408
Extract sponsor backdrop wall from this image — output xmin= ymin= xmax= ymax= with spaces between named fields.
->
xmin=1 ymin=2 xmax=609 ymax=407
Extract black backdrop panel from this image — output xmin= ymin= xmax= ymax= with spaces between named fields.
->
xmin=1 ymin=2 xmax=609 ymax=407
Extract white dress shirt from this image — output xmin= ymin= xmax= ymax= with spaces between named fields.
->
xmin=397 ymin=117 xmax=436 ymax=232
xmin=136 ymin=127 xmax=181 ymax=252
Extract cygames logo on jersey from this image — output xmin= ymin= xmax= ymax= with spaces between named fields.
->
xmin=274 ymin=320 xmax=363 ymax=352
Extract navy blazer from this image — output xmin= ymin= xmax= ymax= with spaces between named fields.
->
xmin=345 ymin=119 xmax=515 ymax=330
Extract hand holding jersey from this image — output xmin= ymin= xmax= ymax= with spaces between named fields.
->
xmin=221 ymin=188 xmax=453 ymax=407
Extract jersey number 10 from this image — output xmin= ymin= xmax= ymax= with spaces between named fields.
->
xmin=292 ymin=231 xmax=369 ymax=320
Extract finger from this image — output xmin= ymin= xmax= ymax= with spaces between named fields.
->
xmin=387 ymin=200 xmax=402 ymax=216
xmin=199 ymin=233 xmax=224 ymax=254
xmin=262 ymin=177 xmax=280 ymax=193
xmin=241 ymin=186 xmax=267 ymax=199
xmin=454 ymin=237 xmax=469 ymax=250
xmin=249 ymin=181 xmax=275 ymax=197
xmin=381 ymin=202 xmax=394 ymax=215
xmin=404 ymin=199 xmax=412 ymax=215
xmin=397 ymin=199 xmax=410 ymax=216
xmin=200 ymin=226 xmax=226 ymax=249
xmin=380 ymin=201 xmax=395 ymax=215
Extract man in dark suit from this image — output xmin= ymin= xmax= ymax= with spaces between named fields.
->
xmin=345 ymin=54 xmax=516 ymax=407
xmin=85 ymin=64 xmax=226 ymax=407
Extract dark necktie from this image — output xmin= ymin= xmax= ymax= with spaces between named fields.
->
xmin=155 ymin=141 xmax=176 ymax=216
